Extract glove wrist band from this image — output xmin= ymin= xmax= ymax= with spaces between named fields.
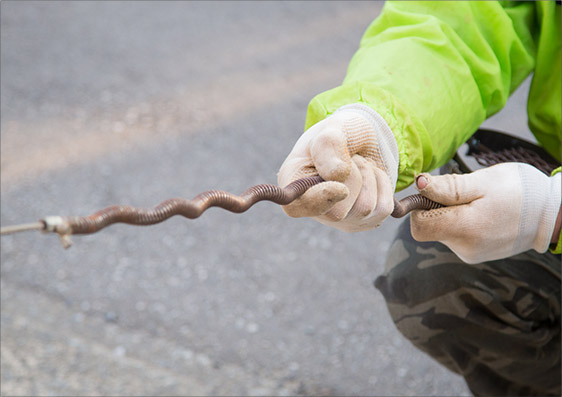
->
xmin=536 ymin=172 xmax=562 ymax=252
xmin=517 ymin=167 xmax=562 ymax=253
xmin=335 ymin=103 xmax=399 ymax=191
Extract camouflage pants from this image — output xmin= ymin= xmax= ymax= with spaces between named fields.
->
xmin=375 ymin=218 xmax=561 ymax=396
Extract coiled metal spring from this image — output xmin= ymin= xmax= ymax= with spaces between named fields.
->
xmin=391 ymin=194 xmax=443 ymax=218
xmin=65 ymin=176 xmax=325 ymax=235
xmin=0 ymin=176 xmax=442 ymax=247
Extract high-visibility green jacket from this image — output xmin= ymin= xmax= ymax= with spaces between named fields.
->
xmin=305 ymin=1 xmax=561 ymax=192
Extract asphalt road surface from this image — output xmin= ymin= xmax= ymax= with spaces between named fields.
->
xmin=1 ymin=2 xmax=534 ymax=396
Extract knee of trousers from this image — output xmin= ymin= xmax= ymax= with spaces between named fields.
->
xmin=375 ymin=220 xmax=562 ymax=394
xmin=375 ymin=220 xmax=561 ymax=377
xmin=374 ymin=217 xmax=466 ymax=311
xmin=374 ymin=218 xmax=493 ymax=346
xmin=375 ymin=219 xmax=561 ymax=328
xmin=373 ymin=223 xmax=497 ymax=375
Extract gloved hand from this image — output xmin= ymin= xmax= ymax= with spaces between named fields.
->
xmin=411 ymin=163 xmax=562 ymax=264
xmin=278 ymin=104 xmax=399 ymax=232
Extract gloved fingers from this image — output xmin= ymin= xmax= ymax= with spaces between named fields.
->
xmin=346 ymin=156 xmax=378 ymax=220
xmin=416 ymin=172 xmax=483 ymax=206
xmin=287 ymin=124 xmax=362 ymax=223
xmin=411 ymin=204 xmax=491 ymax=264
xmin=367 ymin=166 xmax=395 ymax=221
xmin=326 ymin=158 xmax=394 ymax=232
xmin=345 ymin=157 xmax=393 ymax=221
xmin=282 ymin=180 xmax=349 ymax=218
xmin=316 ymin=156 xmax=363 ymax=222
xmin=410 ymin=204 xmax=474 ymax=243
xmin=277 ymin=156 xmax=318 ymax=188
xmin=278 ymin=156 xmax=347 ymax=218
xmin=310 ymin=126 xmax=352 ymax=182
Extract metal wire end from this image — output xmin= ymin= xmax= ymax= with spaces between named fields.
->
xmin=0 ymin=222 xmax=46 ymax=235
xmin=42 ymin=216 xmax=73 ymax=249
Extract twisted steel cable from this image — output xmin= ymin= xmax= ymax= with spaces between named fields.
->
xmin=4 ymin=129 xmax=554 ymax=248
xmin=391 ymin=194 xmax=443 ymax=218
xmin=33 ymin=176 xmax=439 ymax=242
xmin=65 ymin=176 xmax=327 ymax=235
xmin=0 ymin=175 xmax=441 ymax=248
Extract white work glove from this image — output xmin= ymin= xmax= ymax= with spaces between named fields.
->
xmin=278 ymin=104 xmax=399 ymax=232
xmin=411 ymin=163 xmax=562 ymax=264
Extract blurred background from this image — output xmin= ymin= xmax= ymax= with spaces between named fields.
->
xmin=1 ymin=1 xmax=534 ymax=396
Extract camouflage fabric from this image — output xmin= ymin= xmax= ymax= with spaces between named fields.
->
xmin=375 ymin=218 xmax=561 ymax=396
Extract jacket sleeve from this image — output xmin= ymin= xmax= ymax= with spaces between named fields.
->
xmin=305 ymin=1 xmax=538 ymax=191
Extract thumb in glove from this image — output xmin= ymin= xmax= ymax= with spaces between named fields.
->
xmin=278 ymin=104 xmax=399 ymax=232
xmin=410 ymin=163 xmax=561 ymax=264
